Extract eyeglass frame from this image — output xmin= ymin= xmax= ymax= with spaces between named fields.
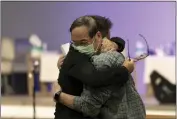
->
xmin=127 ymin=34 xmax=149 ymax=62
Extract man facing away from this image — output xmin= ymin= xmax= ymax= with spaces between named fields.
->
xmin=54 ymin=15 xmax=135 ymax=119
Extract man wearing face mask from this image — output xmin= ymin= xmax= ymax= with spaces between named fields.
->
xmin=55 ymin=38 xmax=145 ymax=119
xmin=54 ymin=18 xmax=146 ymax=118
xmin=54 ymin=15 xmax=135 ymax=119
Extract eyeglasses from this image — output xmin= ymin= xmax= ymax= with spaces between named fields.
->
xmin=127 ymin=34 xmax=149 ymax=62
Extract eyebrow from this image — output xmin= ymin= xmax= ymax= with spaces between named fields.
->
xmin=80 ymin=39 xmax=88 ymax=42
xmin=72 ymin=39 xmax=88 ymax=45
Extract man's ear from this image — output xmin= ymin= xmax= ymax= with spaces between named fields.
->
xmin=95 ymin=31 xmax=103 ymax=39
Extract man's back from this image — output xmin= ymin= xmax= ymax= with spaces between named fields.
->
xmin=55 ymin=46 xmax=92 ymax=119
xmin=73 ymin=51 xmax=145 ymax=119
xmin=95 ymin=52 xmax=146 ymax=119
xmin=99 ymin=76 xmax=146 ymax=119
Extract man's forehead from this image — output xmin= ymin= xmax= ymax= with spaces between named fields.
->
xmin=71 ymin=26 xmax=89 ymax=41
xmin=72 ymin=26 xmax=88 ymax=35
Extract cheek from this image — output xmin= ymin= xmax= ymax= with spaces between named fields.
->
xmin=112 ymin=42 xmax=118 ymax=49
xmin=87 ymin=40 xmax=93 ymax=45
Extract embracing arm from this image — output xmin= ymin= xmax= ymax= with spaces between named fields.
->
xmin=58 ymin=88 xmax=111 ymax=117
xmin=59 ymin=92 xmax=75 ymax=109
xmin=68 ymin=61 xmax=130 ymax=87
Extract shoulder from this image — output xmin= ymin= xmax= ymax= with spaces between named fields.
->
xmin=92 ymin=51 xmax=125 ymax=68
xmin=95 ymin=51 xmax=125 ymax=61
xmin=107 ymin=51 xmax=124 ymax=58
xmin=67 ymin=46 xmax=90 ymax=62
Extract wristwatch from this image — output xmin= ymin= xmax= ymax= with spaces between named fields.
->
xmin=54 ymin=90 xmax=62 ymax=102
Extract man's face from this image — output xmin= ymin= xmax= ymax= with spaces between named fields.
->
xmin=71 ymin=26 xmax=102 ymax=51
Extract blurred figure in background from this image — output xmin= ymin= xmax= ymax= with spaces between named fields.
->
xmin=1 ymin=37 xmax=15 ymax=94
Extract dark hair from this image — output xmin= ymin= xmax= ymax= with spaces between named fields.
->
xmin=110 ymin=37 xmax=125 ymax=52
xmin=69 ymin=15 xmax=98 ymax=38
xmin=69 ymin=15 xmax=113 ymax=38
xmin=90 ymin=15 xmax=112 ymax=38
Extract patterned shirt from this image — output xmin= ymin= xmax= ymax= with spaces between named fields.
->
xmin=73 ymin=51 xmax=146 ymax=119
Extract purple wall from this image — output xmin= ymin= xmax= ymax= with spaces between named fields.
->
xmin=2 ymin=2 xmax=176 ymax=95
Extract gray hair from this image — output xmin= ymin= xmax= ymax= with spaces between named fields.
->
xmin=69 ymin=15 xmax=98 ymax=38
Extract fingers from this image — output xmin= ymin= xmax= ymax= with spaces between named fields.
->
xmin=59 ymin=54 xmax=65 ymax=62
xmin=125 ymin=58 xmax=134 ymax=62
xmin=60 ymin=57 xmax=65 ymax=61
xmin=57 ymin=54 xmax=65 ymax=69
xmin=52 ymin=81 xmax=59 ymax=94
xmin=129 ymin=59 xmax=134 ymax=62
xmin=60 ymin=54 xmax=65 ymax=59
xmin=59 ymin=61 xmax=63 ymax=66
